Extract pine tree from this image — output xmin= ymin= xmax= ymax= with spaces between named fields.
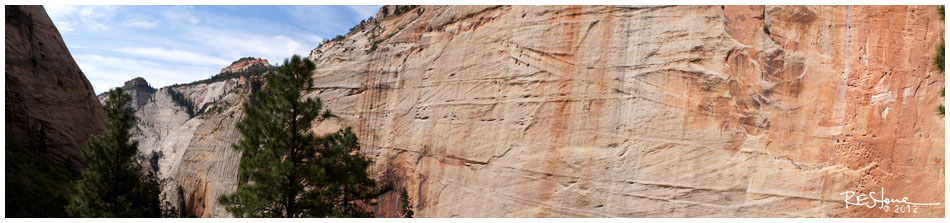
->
xmin=218 ymin=55 xmax=376 ymax=218
xmin=66 ymin=88 xmax=162 ymax=217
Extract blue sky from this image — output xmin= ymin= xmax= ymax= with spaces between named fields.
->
xmin=43 ymin=5 xmax=380 ymax=93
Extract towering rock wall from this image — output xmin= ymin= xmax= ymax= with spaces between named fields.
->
xmin=104 ymin=76 xmax=252 ymax=218
xmin=5 ymin=5 xmax=106 ymax=170
xmin=305 ymin=5 xmax=945 ymax=217
xmin=162 ymin=79 xmax=249 ymax=218
xmin=126 ymin=5 xmax=944 ymax=218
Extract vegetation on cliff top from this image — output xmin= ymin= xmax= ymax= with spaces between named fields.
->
xmin=170 ymin=58 xmax=277 ymax=88
xmin=218 ymin=55 xmax=375 ymax=217
xmin=235 ymin=56 xmax=260 ymax=63
xmin=936 ymin=6 xmax=945 ymax=117
xmin=938 ymin=5 xmax=944 ymax=20
xmin=121 ymin=80 xmax=157 ymax=93
xmin=380 ymin=5 xmax=420 ymax=18
xmin=316 ymin=6 xmax=423 ymax=55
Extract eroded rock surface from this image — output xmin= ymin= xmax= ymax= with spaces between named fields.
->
xmin=129 ymin=5 xmax=944 ymax=218
xmin=108 ymin=76 xmax=252 ymax=218
xmin=5 ymin=5 xmax=106 ymax=170
xmin=220 ymin=58 xmax=271 ymax=74
xmin=305 ymin=5 xmax=945 ymax=217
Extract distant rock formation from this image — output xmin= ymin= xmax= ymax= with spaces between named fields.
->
xmin=5 ymin=5 xmax=106 ymax=170
xmin=125 ymin=77 xmax=151 ymax=88
xmin=99 ymin=77 xmax=157 ymax=108
xmin=101 ymin=68 xmax=256 ymax=218
xmin=220 ymin=57 xmax=270 ymax=74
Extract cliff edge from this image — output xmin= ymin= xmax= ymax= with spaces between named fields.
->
xmin=5 ymin=5 xmax=107 ymax=217
xmin=5 ymin=5 xmax=106 ymax=172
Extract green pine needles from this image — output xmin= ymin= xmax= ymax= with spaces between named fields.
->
xmin=934 ymin=43 xmax=945 ymax=73
xmin=66 ymin=88 xmax=163 ymax=217
xmin=217 ymin=55 xmax=376 ymax=218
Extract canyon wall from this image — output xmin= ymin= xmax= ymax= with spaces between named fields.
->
xmin=125 ymin=5 xmax=944 ymax=217
xmin=305 ymin=5 xmax=945 ymax=217
xmin=101 ymin=76 xmax=252 ymax=218
xmin=6 ymin=5 xmax=106 ymax=170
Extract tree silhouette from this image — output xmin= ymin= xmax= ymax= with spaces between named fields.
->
xmin=218 ymin=55 xmax=375 ymax=217
xmin=67 ymin=88 xmax=162 ymax=217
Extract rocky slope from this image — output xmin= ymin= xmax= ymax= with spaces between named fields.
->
xmin=124 ymin=5 xmax=944 ymax=218
xmin=100 ymin=75 xmax=253 ymax=217
xmin=100 ymin=56 xmax=274 ymax=218
xmin=6 ymin=5 xmax=106 ymax=171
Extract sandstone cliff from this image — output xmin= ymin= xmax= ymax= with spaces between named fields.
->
xmin=5 ymin=5 xmax=108 ymax=217
xmin=124 ymin=5 xmax=944 ymax=218
xmin=100 ymin=75 xmax=252 ymax=218
xmin=98 ymin=77 xmax=157 ymax=108
xmin=305 ymin=5 xmax=945 ymax=217
xmin=5 ymin=5 xmax=106 ymax=170
xmin=220 ymin=57 xmax=271 ymax=74
xmin=125 ymin=77 xmax=150 ymax=88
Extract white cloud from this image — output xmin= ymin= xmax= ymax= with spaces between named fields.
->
xmin=116 ymin=47 xmax=232 ymax=66
xmin=306 ymin=34 xmax=325 ymax=45
xmin=163 ymin=6 xmax=200 ymax=25
xmin=55 ymin=21 xmax=76 ymax=32
xmin=58 ymin=5 xmax=373 ymax=93
xmin=348 ymin=5 xmax=380 ymax=20
xmin=187 ymin=28 xmax=313 ymax=63
xmin=43 ymin=5 xmax=117 ymax=32
xmin=44 ymin=5 xmax=77 ymax=20
xmin=76 ymin=54 xmax=219 ymax=93
xmin=44 ymin=5 xmax=77 ymax=32
xmin=126 ymin=20 xmax=158 ymax=29
xmin=78 ymin=6 xmax=117 ymax=31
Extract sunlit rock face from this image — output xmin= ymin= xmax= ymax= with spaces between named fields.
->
xmin=306 ymin=5 xmax=945 ymax=217
xmin=109 ymin=76 xmax=252 ymax=218
xmin=130 ymin=5 xmax=943 ymax=217
xmin=220 ymin=58 xmax=271 ymax=74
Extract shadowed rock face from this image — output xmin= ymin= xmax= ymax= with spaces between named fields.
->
xmin=98 ymin=77 xmax=157 ymax=111
xmin=131 ymin=5 xmax=943 ymax=217
xmin=5 ymin=5 xmax=106 ymax=170
xmin=125 ymin=77 xmax=150 ymax=88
